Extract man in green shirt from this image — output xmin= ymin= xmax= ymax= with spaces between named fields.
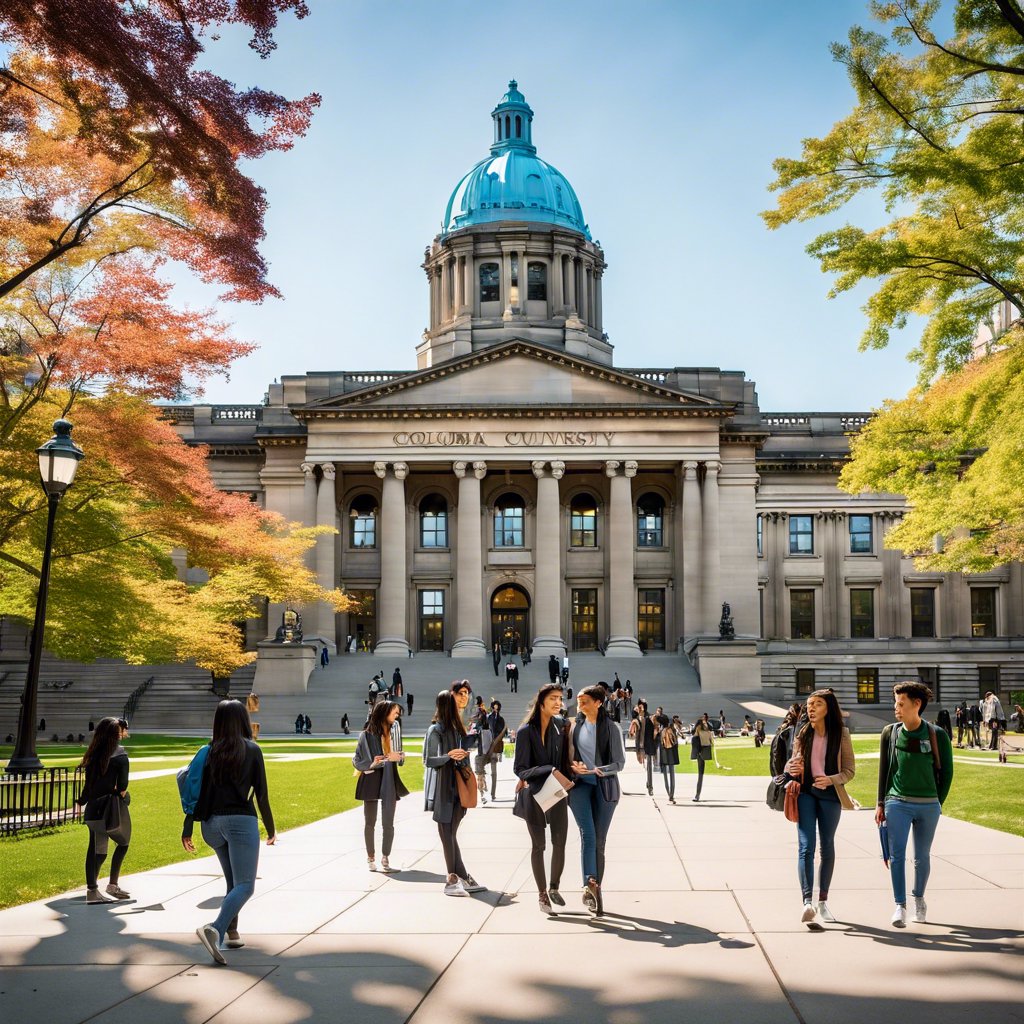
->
xmin=875 ymin=681 xmax=954 ymax=928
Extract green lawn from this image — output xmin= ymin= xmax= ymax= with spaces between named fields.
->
xmin=672 ymin=736 xmax=1024 ymax=837
xmin=0 ymin=747 xmax=424 ymax=910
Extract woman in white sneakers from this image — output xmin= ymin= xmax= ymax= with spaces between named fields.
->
xmin=353 ymin=700 xmax=408 ymax=873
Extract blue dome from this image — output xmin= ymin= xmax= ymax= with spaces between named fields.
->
xmin=441 ymin=82 xmax=591 ymax=240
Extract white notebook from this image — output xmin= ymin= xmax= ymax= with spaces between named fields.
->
xmin=533 ymin=771 xmax=569 ymax=813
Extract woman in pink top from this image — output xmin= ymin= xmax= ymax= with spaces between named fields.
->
xmin=783 ymin=689 xmax=856 ymax=930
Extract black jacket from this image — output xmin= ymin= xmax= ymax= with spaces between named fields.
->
xmin=513 ymin=717 xmax=569 ymax=826
xmin=184 ymin=739 xmax=274 ymax=839
xmin=77 ymin=747 xmax=129 ymax=820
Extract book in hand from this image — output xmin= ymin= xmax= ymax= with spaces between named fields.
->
xmin=533 ymin=769 xmax=573 ymax=813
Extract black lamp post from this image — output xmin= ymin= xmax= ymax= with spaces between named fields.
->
xmin=6 ymin=420 xmax=85 ymax=774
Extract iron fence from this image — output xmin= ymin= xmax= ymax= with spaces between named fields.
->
xmin=0 ymin=766 xmax=83 ymax=835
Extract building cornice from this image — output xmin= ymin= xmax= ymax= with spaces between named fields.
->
xmin=295 ymin=404 xmax=730 ymax=422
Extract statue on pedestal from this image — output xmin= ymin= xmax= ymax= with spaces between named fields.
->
xmin=718 ymin=601 xmax=735 ymax=641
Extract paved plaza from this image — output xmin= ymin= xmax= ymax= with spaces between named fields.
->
xmin=1 ymin=758 xmax=1021 ymax=1024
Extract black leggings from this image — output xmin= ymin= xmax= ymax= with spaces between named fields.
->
xmin=526 ymin=807 xmax=567 ymax=892
xmin=694 ymin=758 xmax=705 ymax=798
xmin=438 ymin=802 xmax=468 ymax=877
xmin=85 ymin=829 xmax=129 ymax=889
xmin=661 ymin=764 xmax=676 ymax=799
xmin=363 ymin=799 xmax=396 ymax=858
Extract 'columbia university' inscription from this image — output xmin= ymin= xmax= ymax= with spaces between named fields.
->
xmin=393 ymin=431 xmax=616 ymax=447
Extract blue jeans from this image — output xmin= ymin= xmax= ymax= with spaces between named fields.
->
xmin=885 ymin=798 xmax=941 ymax=905
xmin=201 ymin=814 xmax=261 ymax=941
xmin=568 ymin=781 xmax=617 ymax=884
xmin=796 ymin=791 xmax=842 ymax=902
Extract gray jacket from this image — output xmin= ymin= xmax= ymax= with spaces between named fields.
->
xmin=424 ymin=723 xmax=464 ymax=824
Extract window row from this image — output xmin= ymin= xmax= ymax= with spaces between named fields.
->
xmin=348 ymin=492 xmax=668 ymax=549
xmin=757 ymin=513 xmax=877 ymax=557
xmin=479 ymin=261 xmax=548 ymax=302
xmin=796 ymin=665 xmax=998 ymax=703
xmin=786 ymin=586 xmax=998 ymax=640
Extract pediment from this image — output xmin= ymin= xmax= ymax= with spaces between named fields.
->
xmin=299 ymin=341 xmax=729 ymax=416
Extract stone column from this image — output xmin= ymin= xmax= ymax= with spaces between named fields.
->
xmin=464 ymin=253 xmax=474 ymax=315
xmin=301 ymin=462 xmax=318 ymax=571
xmin=501 ymin=251 xmax=514 ymax=317
xmin=552 ymin=251 xmax=564 ymax=311
xmin=606 ymin=460 xmax=642 ymax=656
xmin=566 ymin=256 xmax=577 ymax=312
xmin=374 ymin=461 xmax=410 ymax=657
xmin=531 ymin=460 xmax=565 ymax=657
xmin=452 ymin=460 xmax=487 ymax=657
xmin=681 ymin=460 xmax=702 ymax=640
xmin=441 ymin=259 xmax=452 ymax=324
xmin=314 ymin=463 xmax=337 ymax=649
xmin=594 ymin=272 xmax=603 ymax=332
xmin=702 ymin=460 xmax=721 ymax=634
xmin=453 ymin=255 xmax=464 ymax=313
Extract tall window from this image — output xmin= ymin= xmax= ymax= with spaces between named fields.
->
xmin=850 ymin=589 xmax=875 ymax=638
xmin=789 ymin=515 xmax=814 ymax=554
xmin=857 ymin=667 xmax=879 ymax=704
xmin=849 ymin=514 xmax=873 ymax=553
xmin=918 ymin=666 xmax=940 ymax=703
xmin=527 ymin=261 xmax=547 ymax=300
xmin=419 ymin=590 xmax=444 ymax=651
xmin=790 ymin=589 xmax=814 ymax=639
xmin=494 ymin=493 xmax=525 ymax=547
xmin=479 ymin=262 xmax=499 ymax=303
xmin=419 ymin=494 xmax=448 ymax=548
xmin=757 ymin=514 xmax=763 ymax=557
xmin=911 ymin=588 xmax=936 ymax=638
xmin=796 ymin=668 xmax=815 ymax=695
xmin=570 ymin=493 xmax=597 ymax=547
xmin=349 ymin=495 xmax=377 ymax=548
xmin=971 ymin=587 xmax=997 ymax=637
xmin=637 ymin=493 xmax=664 ymax=547
xmin=637 ymin=589 xmax=666 ymax=650
xmin=571 ymin=588 xmax=598 ymax=651
xmin=978 ymin=665 xmax=1000 ymax=700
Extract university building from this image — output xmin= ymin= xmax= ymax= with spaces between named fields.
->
xmin=164 ymin=82 xmax=1024 ymax=706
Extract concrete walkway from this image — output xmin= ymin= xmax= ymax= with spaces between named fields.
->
xmin=1 ymin=759 xmax=1021 ymax=1024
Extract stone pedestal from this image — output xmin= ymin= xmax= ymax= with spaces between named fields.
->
xmin=253 ymin=641 xmax=318 ymax=695
xmin=691 ymin=638 xmax=762 ymax=694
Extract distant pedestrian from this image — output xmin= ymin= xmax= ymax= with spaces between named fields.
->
xmin=629 ymin=700 xmax=656 ymax=796
xmin=1014 ymin=704 xmax=1024 ymax=733
xmin=968 ymin=703 xmax=983 ymax=748
xmin=406 ymin=692 xmax=414 ymax=717
xmin=353 ymin=700 xmax=408 ymax=873
xmin=492 ymin=641 xmax=501 ymax=676
xmin=75 ymin=717 xmax=132 ymax=903
xmin=392 ymin=668 xmax=404 ymax=698
xmin=936 ymin=707 xmax=953 ymax=741
xmin=656 ymin=714 xmax=679 ymax=803
xmin=691 ymin=717 xmax=715 ymax=802
xmin=38 ymin=717 xmax=45 ymax=732
xmin=304 ymin=714 xmax=312 ymax=735
xmin=754 ymin=720 xmax=766 ymax=748
xmin=294 ymin=714 xmax=304 ymax=735
xmin=876 ymin=682 xmax=953 ymax=928
xmin=954 ymin=702 xmax=968 ymax=747
xmin=510 ymin=663 xmax=519 ymax=693
xmin=547 ymin=655 xmax=559 ymax=684
xmin=183 ymin=700 xmax=275 ymax=964
xmin=341 ymin=713 xmax=350 ymax=735
xmin=320 ymin=645 xmax=329 ymax=668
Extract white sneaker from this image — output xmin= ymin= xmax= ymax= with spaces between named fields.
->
xmin=816 ymin=901 xmax=836 ymax=924
xmin=443 ymin=877 xmax=468 ymax=897
xmin=380 ymin=856 xmax=393 ymax=873
xmin=891 ymin=903 xmax=907 ymax=928
xmin=801 ymin=903 xmax=823 ymax=930
xmin=913 ymin=897 xmax=927 ymax=924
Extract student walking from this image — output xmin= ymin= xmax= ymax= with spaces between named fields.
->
xmin=182 ymin=700 xmax=276 ymax=965
xmin=691 ymin=716 xmax=715 ymax=801
xmin=654 ymin=714 xmax=680 ymax=802
xmin=629 ymin=700 xmax=657 ymax=795
xmin=876 ymin=682 xmax=954 ymax=928
xmin=424 ymin=690 xmax=485 ymax=897
xmin=353 ymin=701 xmax=408 ymax=873
xmin=567 ymin=685 xmax=627 ymax=916
xmin=782 ymin=689 xmax=857 ymax=930
xmin=75 ymin=717 xmax=132 ymax=904
xmin=514 ymin=684 xmax=571 ymax=913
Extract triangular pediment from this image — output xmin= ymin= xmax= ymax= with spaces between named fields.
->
xmin=299 ymin=341 xmax=729 ymax=416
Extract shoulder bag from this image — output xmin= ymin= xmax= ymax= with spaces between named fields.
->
xmin=765 ymin=774 xmax=788 ymax=812
xmin=783 ymin=778 xmax=801 ymax=823
xmin=454 ymin=760 xmax=478 ymax=809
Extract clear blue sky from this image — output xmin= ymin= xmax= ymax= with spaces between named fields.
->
xmin=183 ymin=0 xmax=921 ymax=411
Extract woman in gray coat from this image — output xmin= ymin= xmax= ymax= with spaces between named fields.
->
xmin=353 ymin=701 xmax=408 ymax=873
xmin=655 ymin=714 xmax=680 ymax=803
xmin=424 ymin=690 xmax=484 ymax=897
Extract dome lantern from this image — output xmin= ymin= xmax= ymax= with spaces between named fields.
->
xmin=491 ymin=79 xmax=535 ymax=154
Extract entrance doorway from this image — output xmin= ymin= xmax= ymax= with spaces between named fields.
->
xmin=637 ymin=588 xmax=666 ymax=651
xmin=491 ymin=584 xmax=530 ymax=655
xmin=347 ymin=590 xmax=376 ymax=652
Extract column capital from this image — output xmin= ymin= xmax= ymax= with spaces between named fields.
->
xmin=624 ymin=460 xmax=638 ymax=479
xmin=704 ymin=459 xmax=721 ymax=476
xmin=453 ymin=460 xmax=468 ymax=479
xmin=373 ymin=461 xmax=387 ymax=480
xmin=393 ymin=462 xmax=409 ymax=481
xmin=550 ymin=460 xmax=565 ymax=480
xmin=531 ymin=460 xmax=547 ymax=480
xmin=604 ymin=460 xmax=621 ymax=478
xmin=682 ymin=460 xmax=699 ymax=478
xmin=300 ymin=461 xmax=316 ymax=477
xmin=320 ymin=462 xmax=336 ymax=481
xmin=472 ymin=460 xmax=488 ymax=480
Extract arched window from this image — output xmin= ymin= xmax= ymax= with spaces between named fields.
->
xmin=570 ymin=493 xmax=597 ymax=547
xmin=419 ymin=494 xmax=448 ymax=548
xmin=527 ymin=261 xmax=547 ymax=301
xmin=479 ymin=262 xmax=499 ymax=303
xmin=637 ymin=493 xmax=664 ymax=547
xmin=515 ymin=114 xmax=522 ymax=138
xmin=494 ymin=493 xmax=525 ymax=547
xmin=505 ymin=114 xmax=511 ymax=139
xmin=497 ymin=118 xmax=502 ymax=141
xmin=350 ymin=494 xmax=378 ymax=548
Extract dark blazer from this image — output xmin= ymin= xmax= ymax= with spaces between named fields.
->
xmin=568 ymin=716 xmax=625 ymax=804
xmin=634 ymin=715 xmax=658 ymax=755
xmin=513 ymin=717 xmax=569 ymax=826
xmin=353 ymin=730 xmax=409 ymax=802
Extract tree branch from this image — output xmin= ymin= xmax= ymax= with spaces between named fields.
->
xmin=0 ymin=550 xmax=41 ymax=579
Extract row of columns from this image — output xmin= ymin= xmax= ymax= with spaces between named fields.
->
xmin=299 ymin=456 xmax=722 ymax=656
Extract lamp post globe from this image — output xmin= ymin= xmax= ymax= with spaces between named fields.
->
xmin=6 ymin=420 xmax=85 ymax=774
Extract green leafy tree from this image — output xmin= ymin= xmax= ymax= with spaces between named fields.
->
xmin=764 ymin=0 xmax=1024 ymax=569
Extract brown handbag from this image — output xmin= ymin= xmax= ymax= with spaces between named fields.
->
xmin=783 ymin=779 xmax=801 ymax=823
xmin=454 ymin=762 xmax=478 ymax=809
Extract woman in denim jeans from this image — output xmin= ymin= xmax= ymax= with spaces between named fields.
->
xmin=875 ymin=681 xmax=954 ymax=928
xmin=567 ymin=686 xmax=626 ymax=916
xmin=182 ymin=700 xmax=276 ymax=964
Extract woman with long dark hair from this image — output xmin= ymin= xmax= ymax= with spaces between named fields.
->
xmin=514 ymin=683 xmax=571 ymax=914
xmin=655 ymin=714 xmax=680 ymax=802
xmin=353 ymin=700 xmax=408 ymax=872
xmin=567 ymin=685 xmax=626 ymax=916
xmin=76 ymin=717 xmax=131 ymax=903
xmin=783 ymin=689 xmax=856 ymax=930
xmin=424 ymin=690 xmax=484 ymax=897
xmin=690 ymin=716 xmax=715 ymax=802
xmin=182 ymin=699 xmax=276 ymax=964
